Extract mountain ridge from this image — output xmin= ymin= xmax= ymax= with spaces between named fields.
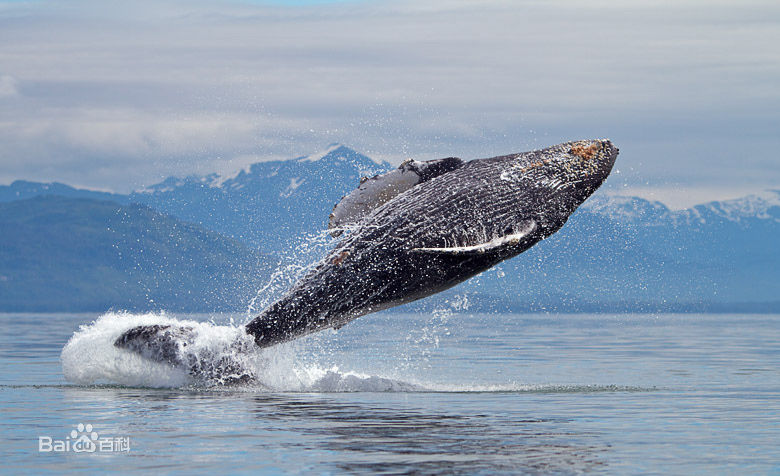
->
xmin=3 ymin=146 xmax=777 ymax=228
xmin=0 ymin=195 xmax=275 ymax=312
xmin=0 ymin=145 xmax=777 ymax=312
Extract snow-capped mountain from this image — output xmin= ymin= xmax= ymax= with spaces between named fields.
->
xmin=0 ymin=144 xmax=392 ymax=252
xmin=580 ymin=195 xmax=670 ymax=225
xmin=0 ymin=146 xmax=777 ymax=311
xmin=484 ymin=188 xmax=780 ymax=311
xmin=0 ymin=179 xmax=127 ymax=204
xmin=581 ymin=190 xmax=780 ymax=226
xmin=671 ymin=190 xmax=780 ymax=226
xmin=129 ymin=144 xmax=392 ymax=249
xmin=136 ymin=143 xmax=388 ymax=194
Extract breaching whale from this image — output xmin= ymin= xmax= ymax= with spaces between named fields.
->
xmin=115 ymin=139 xmax=618 ymax=376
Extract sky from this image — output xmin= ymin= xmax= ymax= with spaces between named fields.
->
xmin=0 ymin=0 xmax=778 ymax=208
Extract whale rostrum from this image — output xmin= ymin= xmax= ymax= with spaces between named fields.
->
xmin=115 ymin=139 xmax=619 ymax=374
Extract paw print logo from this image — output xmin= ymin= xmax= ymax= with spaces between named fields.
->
xmin=71 ymin=423 xmax=98 ymax=453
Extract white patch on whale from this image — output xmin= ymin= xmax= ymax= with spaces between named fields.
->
xmin=329 ymin=165 xmax=421 ymax=235
xmin=413 ymin=221 xmax=536 ymax=254
xmin=329 ymin=157 xmax=463 ymax=236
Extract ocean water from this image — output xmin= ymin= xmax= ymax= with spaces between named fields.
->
xmin=1 ymin=311 xmax=778 ymax=474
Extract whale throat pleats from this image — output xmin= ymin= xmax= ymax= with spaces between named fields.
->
xmin=328 ymin=156 xmax=463 ymax=236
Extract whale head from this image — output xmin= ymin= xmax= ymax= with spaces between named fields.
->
xmin=496 ymin=139 xmax=618 ymax=234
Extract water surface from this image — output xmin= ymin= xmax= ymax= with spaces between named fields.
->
xmin=1 ymin=312 xmax=778 ymax=474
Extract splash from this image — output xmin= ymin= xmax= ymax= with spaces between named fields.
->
xmin=60 ymin=312 xmax=653 ymax=394
xmin=62 ymin=312 xmax=191 ymax=388
xmin=59 ymin=225 xmax=441 ymax=390
xmin=60 ymin=311 xmax=427 ymax=391
xmin=245 ymin=227 xmax=337 ymax=317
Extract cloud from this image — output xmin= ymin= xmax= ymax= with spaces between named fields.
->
xmin=0 ymin=0 xmax=778 ymax=200
xmin=0 ymin=75 xmax=18 ymax=97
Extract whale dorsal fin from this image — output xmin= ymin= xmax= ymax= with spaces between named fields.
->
xmin=413 ymin=221 xmax=537 ymax=255
xmin=328 ymin=156 xmax=463 ymax=236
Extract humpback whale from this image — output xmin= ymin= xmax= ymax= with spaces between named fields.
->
xmin=115 ymin=139 xmax=618 ymax=375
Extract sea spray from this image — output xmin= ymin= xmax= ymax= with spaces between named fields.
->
xmin=60 ymin=310 xmax=638 ymax=393
xmin=61 ymin=231 xmax=483 ymax=390
xmin=61 ymin=312 xmax=191 ymax=387
xmin=398 ymin=293 xmax=471 ymax=372
xmin=245 ymin=228 xmax=337 ymax=320
xmin=60 ymin=311 xmax=428 ymax=391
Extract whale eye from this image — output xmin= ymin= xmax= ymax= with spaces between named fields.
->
xmin=504 ymin=226 xmax=514 ymax=235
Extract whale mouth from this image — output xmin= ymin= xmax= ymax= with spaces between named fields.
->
xmin=412 ymin=220 xmax=537 ymax=255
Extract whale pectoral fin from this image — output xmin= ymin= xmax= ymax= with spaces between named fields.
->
xmin=413 ymin=221 xmax=536 ymax=255
xmin=329 ymin=157 xmax=463 ymax=236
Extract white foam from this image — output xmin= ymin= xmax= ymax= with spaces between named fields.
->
xmin=61 ymin=312 xmax=640 ymax=393
xmin=61 ymin=312 xmax=191 ymax=387
xmin=60 ymin=312 xmax=429 ymax=391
